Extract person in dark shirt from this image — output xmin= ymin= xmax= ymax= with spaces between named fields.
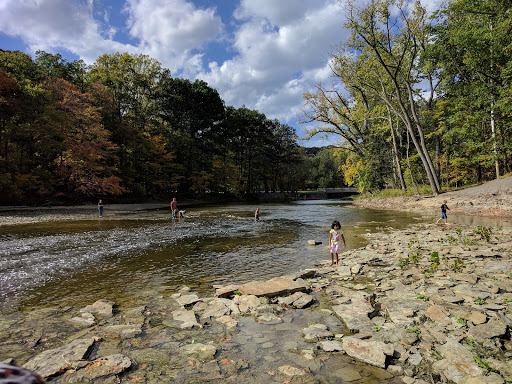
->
xmin=98 ymin=199 xmax=103 ymax=217
xmin=436 ymin=200 xmax=450 ymax=225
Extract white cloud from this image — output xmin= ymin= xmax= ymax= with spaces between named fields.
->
xmin=199 ymin=0 xmax=348 ymax=127
xmin=124 ymin=0 xmax=223 ymax=72
xmin=0 ymin=0 xmax=135 ymax=62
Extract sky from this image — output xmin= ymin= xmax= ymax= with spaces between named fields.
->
xmin=0 ymin=0 xmax=442 ymax=147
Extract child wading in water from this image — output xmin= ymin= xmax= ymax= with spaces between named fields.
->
xmin=436 ymin=200 xmax=450 ymax=225
xmin=329 ymin=220 xmax=346 ymax=266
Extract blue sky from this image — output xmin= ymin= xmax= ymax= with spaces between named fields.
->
xmin=0 ymin=0 xmax=441 ymax=147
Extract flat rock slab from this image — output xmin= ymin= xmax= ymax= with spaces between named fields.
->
xmin=332 ymin=298 xmax=375 ymax=333
xmin=80 ymin=300 xmax=115 ymax=316
xmin=176 ymin=294 xmax=200 ymax=307
xmin=214 ymin=284 xmax=239 ymax=298
xmin=98 ymin=324 xmax=143 ymax=338
xmin=69 ymin=354 xmax=132 ymax=381
xmin=181 ymin=343 xmax=217 ymax=362
xmin=468 ymin=318 xmax=508 ymax=341
xmin=303 ymin=324 xmax=333 ymax=342
xmin=172 ymin=310 xmax=199 ymax=329
xmin=342 ymin=336 xmax=394 ymax=368
xmin=239 ymin=276 xmax=307 ymax=298
xmin=278 ymin=292 xmax=314 ymax=308
xmin=23 ymin=337 xmax=96 ymax=379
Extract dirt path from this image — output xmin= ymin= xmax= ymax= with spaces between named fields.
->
xmin=354 ymin=176 xmax=512 ymax=218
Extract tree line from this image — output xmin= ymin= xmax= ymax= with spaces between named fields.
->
xmin=1 ymin=50 xmax=340 ymax=204
xmin=302 ymin=0 xmax=512 ymax=194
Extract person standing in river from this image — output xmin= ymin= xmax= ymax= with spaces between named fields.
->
xmin=436 ymin=200 xmax=450 ymax=225
xmin=329 ymin=220 xmax=346 ymax=267
xmin=98 ymin=199 xmax=103 ymax=217
xmin=255 ymin=207 xmax=260 ymax=221
xmin=170 ymin=197 xmax=178 ymax=219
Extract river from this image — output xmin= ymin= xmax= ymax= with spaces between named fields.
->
xmin=0 ymin=200 xmax=429 ymax=314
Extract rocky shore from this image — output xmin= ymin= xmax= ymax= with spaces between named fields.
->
xmin=354 ymin=176 xmax=512 ymax=218
xmin=1 ymin=222 xmax=511 ymax=383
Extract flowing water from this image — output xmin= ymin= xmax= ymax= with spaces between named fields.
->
xmin=1 ymin=201 xmax=509 ymax=382
xmin=0 ymin=201 xmax=427 ymax=312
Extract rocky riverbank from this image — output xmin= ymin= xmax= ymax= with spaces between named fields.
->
xmin=354 ymin=176 xmax=512 ymax=218
xmin=1 ymin=222 xmax=511 ymax=383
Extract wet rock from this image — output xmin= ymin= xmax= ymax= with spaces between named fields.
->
xmin=256 ymin=313 xmax=283 ymax=324
xmin=80 ymin=300 xmax=115 ymax=316
xmin=232 ymin=294 xmax=267 ymax=313
xmin=318 ymin=340 xmax=344 ymax=352
xmin=69 ymin=313 xmax=96 ymax=326
xmin=302 ymin=324 xmax=333 ymax=342
xmin=171 ymin=310 xmax=199 ymax=329
xmin=99 ymin=324 xmax=143 ymax=338
xmin=23 ymin=337 xmax=96 ymax=379
xmin=173 ymin=360 xmax=221 ymax=383
xmin=200 ymin=299 xmax=232 ymax=321
xmin=176 ymin=293 xmax=200 ymax=307
xmin=67 ymin=353 xmax=131 ymax=382
xmin=278 ymin=364 xmax=307 ymax=376
xmin=181 ymin=343 xmax=217 ymax=362
xmin=278 ymin=292 xmax=314 ymax=309
xmin=216 ymin=315 xmax=238 ymax=329
xmin=214 ymin=284 xmax=239 ymax=298
xmin=239 ymin=276 xmax=308 ymax=298
xmin=342 ymin=336 xmax=394 ymax=368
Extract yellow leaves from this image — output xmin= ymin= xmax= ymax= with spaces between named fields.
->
xmin=341 ymin=155 xmax=363 ymax=187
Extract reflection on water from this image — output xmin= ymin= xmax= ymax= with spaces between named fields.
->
xmin=0 ymin=201 xmax=504 ymax=312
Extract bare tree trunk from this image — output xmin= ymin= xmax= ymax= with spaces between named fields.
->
xmin=406 ymin=131 xmax=420 ymax=195
xmin=386 ymin=105 xmax=406 ymax=190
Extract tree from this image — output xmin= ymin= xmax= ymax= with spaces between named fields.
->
xmin=344 ymin=0 xmax=441 ymax=194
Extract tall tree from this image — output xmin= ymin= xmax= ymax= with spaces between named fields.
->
xmin=344 ymin=0 xmax=441 ymax=194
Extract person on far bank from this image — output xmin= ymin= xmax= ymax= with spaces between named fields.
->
xmin=98 ymin=199 xmax=103 ymax=217
xmin=329 ymin=220 xmax=346 ymax=267
xmin=255 ymin=207 xmax=260 ymax=221
xmin=436 ymin=200 xmax=450 ymax=225
xmin=170 ymin=197 xmax=178 ymax=219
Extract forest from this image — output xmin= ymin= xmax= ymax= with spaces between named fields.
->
xmin=1 ymin=0 xmax=511 ymax=205
xmin=0 ymin=50 xmax=324 ymax=204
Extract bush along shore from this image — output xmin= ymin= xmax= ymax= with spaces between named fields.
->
xmin=2 ymin=223 xmax=512 ymax=383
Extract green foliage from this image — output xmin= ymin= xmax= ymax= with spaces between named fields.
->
xmin=455 ymin=316 xmax=467 ymax=329
xmin=416 ymin=294 xmax=429 ymax=302
xmin=474 ymin=356 xmax=495 ymax=372
xmin=474 ymin=297 xmax=486 ymax=305
xmin=474 ymin=226 xmax=493 ymax=242
xmin=408 ymin=326 xmax=421 ymax=335
xmin=373 ymin=325 xmax=383 ymax=332
xmin=429 ymin=251 xmax=440 ymax=271
xmin=449 ymin=258 xmax=464 ymax=273
xmin=465 ymin=337 xmax=475 ymax=347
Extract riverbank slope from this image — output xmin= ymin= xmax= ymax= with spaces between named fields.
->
xmin=354 ymin=176 xmax=512 ymax=218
